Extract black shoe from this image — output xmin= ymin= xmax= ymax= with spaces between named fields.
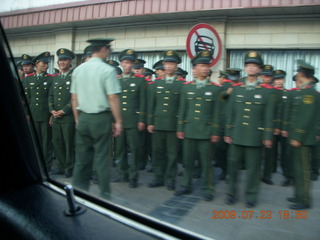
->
xmin=261 ymin=178 xmax=274 ymax=185
xmin=202 ymin=193 xmax=213 ymax=201
xmin=311 ymin=173 xmax=318 ymax=181
xmin=282 ymin=178 xmax=292 ymax=186
xmin=245 ymin=200 xmax=256 ymax=208
xmin=166 ymin=183 xmax=175 ymax=191
xmin=129 ymin=180 xmax=138 ymax=188
xmin=148 ymin=180 xmax=164 ymax=188
xmin=225 ymin=195 xmax=237 ymax=205
xmin=175 ymin=187 xmax=191 ymax=196
xmin=111 ymin=177 xmax=129 ymax=182
xmin=289 ymin=203 xmax=310 ymax=210
xmin=286 ymin=197 xmax=297 ymax=203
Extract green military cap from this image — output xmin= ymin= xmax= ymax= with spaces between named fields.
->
xmin=33 ymin=51 xmax=50 ymax=63
xmin=116 ymin=67 xmax=123 ymax=75
xmin=175 ymin=67 xmax=185 ymax=76
xmin=143 ymin=68 xmax=154 ymax=76
xmin=105 ymin=59 xmax=119 ymax=67
xmin=244 ymin=51 xmax=263 ymax=66
xmin=152 ymin=60 xmax=164 ymax=70
xmin=313 ymin=76 xmax=319 ymax=83
xmin=119 ymin=49 xmax=137 ymax=61
xmin=183 ymin=70 xmax=188 ymax=77
xmin=260 ymin=64 xmax=273 ymax=76
xmin=218 ymin=70 xmax=227 ymax=78
xmin=133 ymin=59 xmax=146 ymax=69
xmin=292 ymin=74 xmax=297 ymax=81
xmin=226 ymin=68 xmax=242 ymax=81
xmin=273 ymin=70 xmax=286 ymax=79
xmin=297 ymin=59 xmax=315 ymax=76
xmin=86 ymin=38 xmax=114 ymax=48
xmin=191 ymin=50 xmax=213 ymax=65
xmin=16 ymin=61 xmax=23 ymax=70
xmin=56 ymin=48 xmax=75 ymax=60
xmin=21 ymin=54 xmax=34 ymax=65
xmin=83 ymin=45 xmax=94 ymax=58
xmin=163 ymin=50 xmax=181 ymax=63
xmin=53 ymin=68 xmax=60 ymax=74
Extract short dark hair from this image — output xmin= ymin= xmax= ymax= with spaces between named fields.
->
xmin=91 ymin=45 xmax=110 ymax=53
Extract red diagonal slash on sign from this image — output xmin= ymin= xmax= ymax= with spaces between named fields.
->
xmin=195 ymin=30 xmax=210 ymax=51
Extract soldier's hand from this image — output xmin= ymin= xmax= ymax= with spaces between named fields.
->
xmin=138 ymin=122 xmax=145 ymax=131
xmin=113 ymin=122 xmax=122 ymax=137
xmin=211 ymin=135 xmax=220 ymax=143
xmin=147 ymin=125 xmax=155 ymax=133
xmin=226 ymin=87 xmax=233 ymax=95
xmin=281 ymin=131 xmax=289 ymax=138
xmin=224 ymin=136 xmax=232 ymax=144
xmin=274 ymin=128 xmax=281 ymax=135
xmin=263 ymin=140 xmax=273 ymax=148
xmin=177 ymin=132 xmax=184 ymax=139
xmin=290 ymin=139 xmax=301 ymax=148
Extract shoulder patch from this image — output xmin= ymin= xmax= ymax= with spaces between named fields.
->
xmin=155 ymin=76 xmax=164 ymax=80
xmin=148 ymin=81 xmax=155 ymax=85
xmin=273 ymin=87 xmax=282 ymax=90
xmin=184 ymin=81 xmax=193 ymax=85
xmin=47 ymin=74 xmax=54 ymax=77
xmin=260 ymin=83 xmax=273 ymax=89
xmin=53 ymin=73 xmax=60 ymax=77
xmin=27 ymin=73 xmax=35 ymax=77
xmin=211 ymin=82 xmax=221 ymax=87
xmin=135 ymin=74 xmax=144 ymax=78
xmin=232 ymin=82 xmax=243 ymax=87
xmin=145 ymin=78 xmax=152 ymax=82
xmin=223 ymin=79 xmax=232 ymax=83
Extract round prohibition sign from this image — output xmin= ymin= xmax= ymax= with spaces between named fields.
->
xmin=186 ymin=23 xmax=222 ymax=67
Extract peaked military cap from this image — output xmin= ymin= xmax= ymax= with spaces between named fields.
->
xmin=153 ymin=60 xmax=164 ymax=70
xmin=83 ymin=45 xmax=94 ymax=58
xmin=86 ymin=38 xmax=114 ymax=48
xmin=119 ymin=49 xmax=137 ymax=61
xmin=105 ymin=59 xmax=119 ymax=67
xmin=297 ymin=59 xmax=315 ymax=76
xmin=244 ymin=51 xmax=263 ymax=66
xmin=191 ymin=50 xmax=213 ymax=65
xmin=226 ymin=68 xmax=242 ymax=81
xmin=176 ymin=67 xmax=185 ymax=76
xmin=116 ymin=67 xmax=123 ymax=75
xmin=218 ymin=70 xmax=227 ymax=78
xmin=273 ymin=70 xmax=286 ymax=79
xmin=133 ymin=59 xmax=146 ymax=69
xmin=313 ymin=76 xmax=319 ymax=83
xmin=16 ymin=61 xmax=23 ymax=70
xmin=260 ymin=64 xmax=273 ymax=76
xmin=292 ymin=74 xmax=297 ymax=81
xmin=183 ymin=70 xmax=189 ymax=76
xmin=21 ymin=54 xmax=34 ymax=65
xmin=163 ymin=50 xmax=181 ymax=63
xmin=33 ymin=52 xmax=50 ymax=63
xmin=143 ymin=68 xmax=154 ymax=76
xmin=56 ymin=48 xmax=75 ymax=60
xmin=53 ymin=68 xmax=60 ymax=74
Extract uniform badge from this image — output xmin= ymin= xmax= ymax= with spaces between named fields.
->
xmin=248 ymin=51 xmax=257 ymax=57
xmin=157 ymin=86 xmax=164 ymax=89
xmin=30 ymin=83 xmax=34 ymax=85
xmin=202 ymin=51 xmax=209 ymax=57
xmin=23 ymin=55 xmax=27 ymax=59
xmin=60 ymin=49 xmax=65 ymax=54
xmin=127 ymin=49 xmax=133 ymax=54
xmin=205 ymin=92 xmax=212 ymax=95
xmin=55 ymin=82 xmax=58 ymax=84
xmin=282 ymin=96 xmax=287 ymax=99
xmin=303 ymin=95 xmax=314 ymax=104
xmin=130 ymin=83 xmax=136 ymax=87
xmin=44 ymin=82 xmax=47 ymax=85
xmin=187 ymin=92 xmax=195 ymax=95
xmin=66 ymin=81 xmax=70 ymax=85
xmin=166 ymin=51 xmax=173 ymax=56
xmin=254 ymin=94 xmax=262 ymax=99
xmin=236 ymin=95 xmax=244 ymax=98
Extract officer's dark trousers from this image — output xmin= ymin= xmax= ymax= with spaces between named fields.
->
xmin=115 ymin=128 xmax=139 ymax=181
xmin=151 ymin=130 xmax=178 ymax=185
xmin=181 ymin=138 xmax=214 ymax=195
xmin=34 ymin=120 xmax=53 ymax=171
xmin=228 ymin=144 xmax=261 ymax=202
xmin=52 ymin=121 xmax=75 ymax=174
xmin=292 ymin=145 xmax=312 ymax=206
xmin=73 ymin=112 xmax=112 ymax=199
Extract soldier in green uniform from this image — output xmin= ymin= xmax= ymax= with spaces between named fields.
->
xmin=259 ymin=64 xmax=273 ymax=85
xmin=71 ymin=38 xmax=122 ymax=199
xmin=175 ymin=50 xmax=221 ymax=201
xmin=143 ymin=68 xmax=154 ymax=80
xmin=285 ymin=60 xmax=320 ymax=209
xmin=112 ymin=49 xmax=146 ymax=188
xmin=21 ymin=54 xmax=35 ymax=78
xmin=224 ymin=51 xmax=275 ymax=208
xmin=153 ymin=60 xmax=165 ymax=78
xmin=147 ymin=50 xmax=184 ymax=190
xmin=132 ymin=59 xmax=146 ymax=76
xmin=49 ymin=48 xmax=76 ymax=178
xmin=24 ymin=52 xmax=54 ymax=171
xmin=106 ymin=60 xmax=122 ymax=75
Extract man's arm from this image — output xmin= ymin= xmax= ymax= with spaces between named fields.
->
xmin=108 ymin=93 xmax=122 ymax=137
xmin=71 ymin=93 xmax=79 ymax=126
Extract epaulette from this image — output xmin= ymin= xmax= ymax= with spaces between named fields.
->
xmin=53 ymin=73 xmax=60 ymax=77
xmin=273 ymin=87 xmax=282 ymax=90
xmin=211 ymin=82 xmax=221 ymax=86
xmin=289 ymin=88 xmax=299 ymax=91
xmin=47 ymin=74 xmax=54 ymax=77
xmin=27 ymin=73 xmax=35 ymax=77
xmin=148 ymin=81 xmax=155 ymax=85
xmin=232 ymin=82 xmax=243 ymax=87
xmin=260 ymin=83 xmax=273 ymax=89
xmin=155 ymin=76 xmax=164 ymax=80
xmin=223 ymin=79 xmax=232 ymax=83
xmin=145 ymin=78 xmax=152 ymax=82
xmin=183 ymin=81 xmax=193 ymax=85
xmin=135 ymin=74 xmax=144 ymax=78
xmin=178 ymin=78 xmax=186 ymax=82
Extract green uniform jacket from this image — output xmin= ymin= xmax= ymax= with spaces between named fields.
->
xmin=284 ymin=84 xmax=320 ymax=145
xmin=147 ymin=76 xmax=185 ymax=131
xmin=118 ymin=73 xmax=147 ymax=129
xmin=48 ymin=70 xmax=74 ymax=123
xmin=24 ymin=72 xmax=53 ymax=121
xmin=225 ymin=82 xmax=275 ymax=147
xmin=177 ymin=80 xmax=221 ymax=139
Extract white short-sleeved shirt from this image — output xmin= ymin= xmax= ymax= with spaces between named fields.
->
xmin=71 ymin=57 xmax=121 ymax=113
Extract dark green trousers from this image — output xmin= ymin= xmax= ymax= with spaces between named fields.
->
xmin=52 ymin=121 xmax=75 ymax=174
xmin=33 ymin=120 xmax=53 ymax=171
xmin=262 ymin=135 xmax=277 ymax=180
xmin=181 ymin=138 xmax=214 ymax=194
xmin=138 ymin=130 xmax=151 ymax=169
xmin=228 ymin=144 xmax=261 ymax=202
xmin=311 ymin=144 xmax=320 ymax=176
xmin=72 ymin=112 xmax=112 ymax=199
xmin=115 ymin=128 xmax=139 ymax=181
xmin=293 ymin=146 xmax=311 ymax=206
xmin=151 ymin=130 xmax=178 ymax=185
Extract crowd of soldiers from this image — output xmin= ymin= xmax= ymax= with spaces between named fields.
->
xmin=17 ymin=38 xmax=319 ymax=210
